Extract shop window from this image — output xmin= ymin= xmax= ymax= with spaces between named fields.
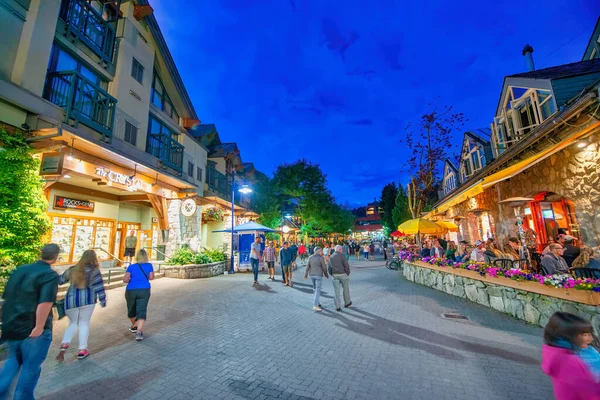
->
xmin=131 ymin=57 xmax=144 ymax=84
xmin=124 ymin=121 xmax=138 ymax=146
xmin=49 ymin=214 xmax=115 ymax=264
xmin=197 ymin=166 xmax=203 ymax=182
xmin=188 ymin=161 xmax=194 ymax=178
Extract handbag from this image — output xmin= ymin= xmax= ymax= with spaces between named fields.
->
xmin=55 ymin=299 xmax=66 ymax=320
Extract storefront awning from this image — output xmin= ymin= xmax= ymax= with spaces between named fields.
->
xmin=426 ymin=120 xmax=600 ymax=219
xmin=424 ymin=181 xmax=484 ymax=219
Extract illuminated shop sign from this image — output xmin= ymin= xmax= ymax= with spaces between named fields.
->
xmin=95 ymin=167 xmax=145 ymax=190
xmin=54 ymin=196 xmax=95 ymax=211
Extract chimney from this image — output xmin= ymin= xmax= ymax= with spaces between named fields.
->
xmin=522 ymin=44 xmax=535 ymax=72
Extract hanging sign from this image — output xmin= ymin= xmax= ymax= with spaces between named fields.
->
xmin=54 ymin=196 xmax=95 ymax=212
xmin=40 ymin=152 xmax=64 ymax=176
xmin=181 ymin=198 xmax=197 ymax=217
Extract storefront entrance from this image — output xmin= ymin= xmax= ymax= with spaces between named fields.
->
xmin=523 ymin=192 xmax=580 ymax=250
xmin=49 ymin=214 xmax=115 ymax=264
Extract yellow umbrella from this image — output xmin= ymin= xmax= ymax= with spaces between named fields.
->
xmin=436 ymin=220 xmax=459 ymax=232
xmin=397 ymin=218 xmax=447 ymax=235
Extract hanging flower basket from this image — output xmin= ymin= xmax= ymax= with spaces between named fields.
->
xmin=203 ymin=208 xmax=224 ymax=222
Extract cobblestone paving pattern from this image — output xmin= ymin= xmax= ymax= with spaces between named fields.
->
xmin=29 ymin=258 xmax=553 ymax=399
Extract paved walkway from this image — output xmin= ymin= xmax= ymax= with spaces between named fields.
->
xmin=31 ymin=258 xmax=552 ymax=399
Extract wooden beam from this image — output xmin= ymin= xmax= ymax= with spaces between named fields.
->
xmin=118 ymin=194 xmax=149 ymax=202
xmin=148 ymin=194 xmax=169 ymax=230
xmin=50 ymin=182 xmax=120 ymax=201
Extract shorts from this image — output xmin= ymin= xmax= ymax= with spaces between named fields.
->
xmin=283 ymin=264 xmax=292 ymax=273
xmin=126 ymin=289 xmax=151 ymax=320
xmin=124 ymin=247 xmax=136 ymax=257
xmin=266 ymin=261 xmax=274 ymax=268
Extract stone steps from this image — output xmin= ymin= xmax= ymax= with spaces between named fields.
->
xmin=57 ymin=268 xmax=165 ymax=300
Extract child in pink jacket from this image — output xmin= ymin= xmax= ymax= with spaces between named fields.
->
xmin=542 ymin=312 xmax=600 ymax=400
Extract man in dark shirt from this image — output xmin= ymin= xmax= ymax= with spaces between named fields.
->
xmin=562 ymin=236 xmax=581 ymax=268
xmin=0 ymin=244 xmax=60 ymax=399
xmin=279 ymin=242 xmax=294 ymax=286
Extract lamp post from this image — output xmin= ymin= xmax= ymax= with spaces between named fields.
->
xmin=229 ymin=169 xmax=252 ymax=274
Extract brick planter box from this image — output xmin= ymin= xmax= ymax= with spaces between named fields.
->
xmin=403 ymin=261 xmax=600 ymax=329
xmin=161 ymin=261 xmax=226 ymax=279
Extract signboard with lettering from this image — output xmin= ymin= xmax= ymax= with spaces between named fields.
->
xmin=95 ymin=167 xmax=146 ymax=191
xmin=40 ymin=152 xmax=63 ymax=176
xmin=54 ymin=196 xmax=95 ymax=212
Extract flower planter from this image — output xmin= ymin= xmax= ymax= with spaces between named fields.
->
xmin=410 ymin=261 xmax=600 ymax=306
xmin=161 ymin=261 xmax=226 ymax=279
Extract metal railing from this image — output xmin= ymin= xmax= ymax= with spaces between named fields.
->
xmin=44 ymin=70 xmax=117 ymax=139
xmin=59 ymin=0 xmax=117 ymax=65
xmin=93 ymin=247 xmax=125 ymax=285
xmin=145 ymin=132 xmax=184 ymax=173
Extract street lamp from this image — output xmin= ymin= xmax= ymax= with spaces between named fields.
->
xmin=230 ymin=181 xmax=252 ymax=274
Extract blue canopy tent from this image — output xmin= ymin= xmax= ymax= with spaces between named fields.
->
xmin=213 ymin=222 xmax=276 ymax=271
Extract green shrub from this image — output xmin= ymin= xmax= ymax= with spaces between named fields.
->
xmin=204 ymin=248 xmax=226 ymax=262
xmin=167 ymin=248 xmax=221 ymax=265
xmin=167 ymin=248 xmax=196 ymax=265
xmin=0 ymin=129 xmax=51 ymax=292
xmin=194 ymin=252 xmax=212 ymax=264
xmin=0 ymin=257 xmax=16 ymax=293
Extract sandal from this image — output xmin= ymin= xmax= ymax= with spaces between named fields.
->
xmin=56 ymin=343 xmax=69 ymax=362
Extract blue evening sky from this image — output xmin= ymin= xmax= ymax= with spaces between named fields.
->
xmin=152 ymin=1 xmax=599 ymax=206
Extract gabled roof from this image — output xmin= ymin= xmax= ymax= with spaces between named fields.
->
xmin=138 ymin=0 xmax=198 ymax=120
xmin=508 ymin=58 xmax=600 ymax=80
xmin=465 ymin=129 xmax=491 ymax=144
xmin=444 ymin=159 xmax=459 ymax=175
xmin=582 ymin=17 xmax=600 ymax=61
xmin=191 ymin=124 xmax=218 ymax=137
xmin=209 ymin=143 xmax=239 ymax=158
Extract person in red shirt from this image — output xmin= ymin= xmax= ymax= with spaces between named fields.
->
xmin=298 ymin=243 xmax=307 ymax=265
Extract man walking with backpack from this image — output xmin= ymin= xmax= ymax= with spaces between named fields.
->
xmin=0 ymin=244 xmax=60 ymax=399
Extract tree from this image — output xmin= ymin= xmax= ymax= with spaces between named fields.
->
xmin=379 ymin=182 xmax=398 ymax=234
xmin=248 ymin=174 xmax=281 ymax=229
xmin=0 ymin=128 xmax=52 ymax=289
xmin=392 ymin=185 xmax=412 ymax=229
xmin=272 ymin=160 xmax=353 ymax=234
xmin=401 ymin=102 xmax=466 ymax=218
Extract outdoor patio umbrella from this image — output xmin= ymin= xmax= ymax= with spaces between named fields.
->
xmin=397 ymin=219 xmax=446 ymax=235
xmin=436 ymin=220 xmax=459 ymax=232
xmin=390 ymin=230 xmax=405 ymax=237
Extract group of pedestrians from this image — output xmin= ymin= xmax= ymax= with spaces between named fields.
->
xmin=0 ymin=244 xmax=155 ymax=399
xmin=250 ymin=238 xmax=352 ymax=313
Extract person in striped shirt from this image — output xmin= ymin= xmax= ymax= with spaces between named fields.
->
xmin=56 ymin=250 xmax=106 ymax=361
xmin=263 ymin=241 xmax=277 ymax=280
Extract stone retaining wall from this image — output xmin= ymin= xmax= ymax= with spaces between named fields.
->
xmin=161 ymin=261 xmax=226 ymax=279
xmin=403 ymin=262 xmax=600 ymax=329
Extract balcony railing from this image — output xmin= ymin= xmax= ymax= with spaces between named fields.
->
xmin=44 ymin=70 xmax=117 ymax=139
xmin=205 ymin=168 xmax=247 ymax=207
xmin=145 ymin=133 xmax=184 ymax=174
xmin=59 ymin=0 xmax=117 ymax=65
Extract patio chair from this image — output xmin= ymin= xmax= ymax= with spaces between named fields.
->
xmin=572 ymin=268 xmax=600 ymax=279
xmin=492 ymin=259 xmax=513 ymax=270
xmin=513 ymin=259 xmax=528 ymax=270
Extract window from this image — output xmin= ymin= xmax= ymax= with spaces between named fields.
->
xmin=148 ymin=115 xmax=176 ymax=138
xmin=47 ymin=44 xmax=107 ymax=89
xmin=196 ymin=167 xmax=203 ymax=182
xmin=124 ymin=121 xmax=138 ymax=146
xmin=151 ymin=71 xmax=179 ymax=122
xmin=444 ymin=173 xmax=456 ymax=195
xmin=131 ymin=58 xmax=144 ymax=84
xmin=188 ymin=162 xmax=194 ymax=178
xmin=471 ymin=151 xmax=481 ymax=170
